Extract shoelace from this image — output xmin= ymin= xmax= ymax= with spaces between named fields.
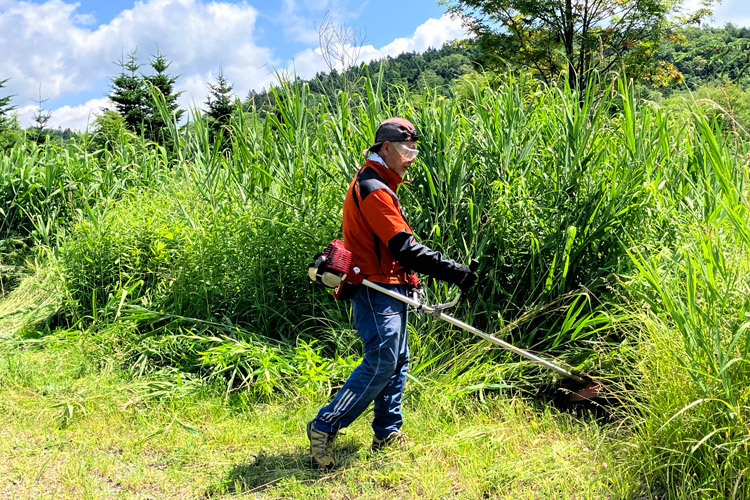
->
xmin=310 ymin=429 xmax=335 ymax=454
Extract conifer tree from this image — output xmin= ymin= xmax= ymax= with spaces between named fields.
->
xmin=0 ymin=78 xmax=22 ymax=150
xmin=109 ymin=50 xmax=147 ymax=134
xmin=144 ymin=50 xmax=183 ymax=143
xmin=204 ymin=70 xmax=235 ymax=147
xmin=0 ymin=78 xmax=16 ymax=126
xmin=30 ymin=84 xmax=52 ymax=144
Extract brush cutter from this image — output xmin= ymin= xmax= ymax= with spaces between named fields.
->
xmin=308 ymin=240 xmax=602 ymax=402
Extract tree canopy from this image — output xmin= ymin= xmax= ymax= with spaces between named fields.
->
xmin=658 ymin=24 xmax=750 ymax=91
xmin=0 ymin=78 xmax=21 ymax=151
xmin=144 ymin=51 xmax=183 ymax=144
xmin=443 ymin=0 xmax=717 ymax=93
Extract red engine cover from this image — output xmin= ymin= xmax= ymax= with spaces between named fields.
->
xmin=322 ymin=240 xmax=364 ymax=285
xmin=323 ymin=240 xmax=351 ymax=274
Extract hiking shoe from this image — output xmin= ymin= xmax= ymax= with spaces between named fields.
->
xmin=307 ymin=420 xmax=336 ymax=469
xmin=371 ymin=431 xmax=409 ymax=452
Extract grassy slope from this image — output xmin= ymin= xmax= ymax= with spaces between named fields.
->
xmin=0 ymin=271 xmax=632 ymax=500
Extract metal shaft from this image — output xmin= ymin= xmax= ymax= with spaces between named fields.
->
xmin=362 ymin=279 xmax=585 ymax=383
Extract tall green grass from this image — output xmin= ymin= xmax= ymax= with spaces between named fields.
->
xmin=622 ymin=111 xmax=750 ymax=499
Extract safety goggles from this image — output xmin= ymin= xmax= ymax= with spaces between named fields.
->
xmin=392 ymin=142 xmax=419 ymax=161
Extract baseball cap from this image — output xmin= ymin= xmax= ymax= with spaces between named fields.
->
xmin=367 ymin=117 xmax=418 ymax=153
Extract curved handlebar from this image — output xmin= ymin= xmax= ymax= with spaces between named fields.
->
xmin=427 ymin=290 xmax=461 ymax=317
xmin=363 ymin=279 xmax=466 ymax=318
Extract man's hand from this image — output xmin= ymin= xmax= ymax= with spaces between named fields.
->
xmin=458 ymin=261 xmax=479 ymax=294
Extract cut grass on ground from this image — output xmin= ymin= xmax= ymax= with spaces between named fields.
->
xmin=0 ymin=330 xmax=633 ymax=499
xmin=0 ymin=260 xmax=61 ymax=340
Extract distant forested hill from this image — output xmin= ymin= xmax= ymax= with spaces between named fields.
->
xmin=659 ymin=24 xmax=750 ymax=91
xmin=243 ymin=24 xmax=749 ymax=114
xmin=243 ymin=41 xmax=485 ymax=115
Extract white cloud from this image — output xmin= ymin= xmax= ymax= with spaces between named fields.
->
xmin=14 ymin=105 xmax=41 ymax=130
xmin=1 ymin=0 xmax=275 ymax=129
xmin=72 ymin=12 xmax=96 ymax=26
xmin=58 ymin=99 xmax=108 ymax=130
xmin=15 ymin=97 xmax=110 ymax=131
xmin=369 ymin=14 xmax=469 ymax=58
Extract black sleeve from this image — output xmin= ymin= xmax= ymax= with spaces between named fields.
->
xmin=387 ymin=230 xmax=471 ymax=286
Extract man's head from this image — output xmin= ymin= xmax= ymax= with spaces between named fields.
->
xmin=367 ymin=117 xmax=419 ymax=178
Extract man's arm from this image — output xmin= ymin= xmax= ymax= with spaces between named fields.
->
xmin=359 ymin=190 xmax=476 ymax=291
xmin=387 ymin=231 xmax=475 ymax=291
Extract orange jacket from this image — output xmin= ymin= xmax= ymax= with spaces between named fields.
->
xmin=342 ymin=158 xmax=411 ymax=284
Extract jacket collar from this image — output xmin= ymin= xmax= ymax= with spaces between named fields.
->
xmin=364 ymin=154 xmax=407 ymax=191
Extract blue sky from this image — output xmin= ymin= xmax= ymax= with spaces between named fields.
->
xmin=26 ymin=0 xmax=448 ymax=60
xmin=1 ymin=0 xmax=463 ymax=130
xmin=1 ymin=0 xmax=747 ymax=130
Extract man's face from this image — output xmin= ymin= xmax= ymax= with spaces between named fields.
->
xmin=380 ymin=141 xmax=418 ymax=178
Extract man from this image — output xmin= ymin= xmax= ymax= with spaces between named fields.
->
xmin=307 ymin=117 xmax=477 ymax=468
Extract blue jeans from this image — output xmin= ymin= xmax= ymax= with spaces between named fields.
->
xmin=312 ymin=283 xmax=409 ymax=440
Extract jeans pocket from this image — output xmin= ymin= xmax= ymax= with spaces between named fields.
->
xmin=366 ymin=286 xmax=406 ymax=316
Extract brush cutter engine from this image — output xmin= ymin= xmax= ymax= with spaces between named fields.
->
xmin=308 ymin=240 xmax=364 ymax=293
